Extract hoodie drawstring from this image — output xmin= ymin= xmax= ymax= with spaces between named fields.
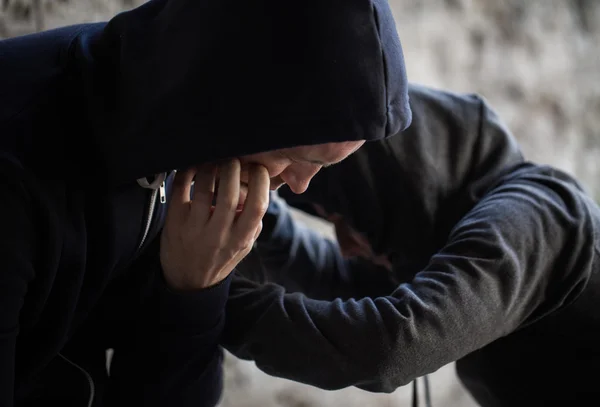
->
xmin=137 ymin=173 xmax=167 ymax=190
xmin=412 ymin=375 xmax=432 ymax=407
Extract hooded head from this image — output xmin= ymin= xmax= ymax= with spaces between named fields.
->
xmin=78 ymin=0 xmax=411 ymax=185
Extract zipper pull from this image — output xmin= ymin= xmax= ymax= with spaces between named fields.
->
xmin=159 ymin=181 xmax=166 ymax=204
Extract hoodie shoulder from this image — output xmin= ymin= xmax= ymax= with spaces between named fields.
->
xmin=0 ymin=24 xmax=101 ymax=124
xmin=0 ymin=24 xmax=107 ymax=175
xmin=407 ymin=83 xmax=488 ymax=122
xmin=404 ymin=83 xmax=523 ymax=174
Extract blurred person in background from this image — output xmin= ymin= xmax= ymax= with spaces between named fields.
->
xmin=0 ymin=0 xmax=410 ymax=405
xmin=226 ymin=84 xmax=600 ymax=407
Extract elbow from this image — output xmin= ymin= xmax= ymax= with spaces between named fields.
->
xmin=355 ymin=354 xmax=414 ymax=394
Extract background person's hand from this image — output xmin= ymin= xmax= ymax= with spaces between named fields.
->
xmin=160 ymin=159 xmax=270 ymax=291
xmin=312 ymin=204 xmax=393 ymax=272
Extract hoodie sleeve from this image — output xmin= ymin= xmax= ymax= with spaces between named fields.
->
xmin=107 ymin=237 xmax=231 ymax=407
xmin=0 ymin=180 xmax=36 ymax=407
xmin=223 ymin=173 xmax=595 ymax=392
xmin=244 ymin=193 xmax=396 ymax=300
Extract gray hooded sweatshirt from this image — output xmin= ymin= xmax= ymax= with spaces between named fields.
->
xmin=223 ymin=84 xmax=600 ymax=407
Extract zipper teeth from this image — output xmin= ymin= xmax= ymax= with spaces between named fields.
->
xmin=58 ymin=354 xmax=95 ymax=407
xmin=138 ymin=188 xmax=158 ymax=251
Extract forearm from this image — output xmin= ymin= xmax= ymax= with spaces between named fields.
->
xmin=246 ymin=193 xmax=394 ymax=300
xmin=107 ymin=242 xmax=231 ymax=407
xmin=224 ymin=176 xmax=594 ymax=392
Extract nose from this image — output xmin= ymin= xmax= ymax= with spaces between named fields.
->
xmin=280 ymin=171 xmax=314 ymax=194
xmin=269 ymin=177 xmax=286 ymax=191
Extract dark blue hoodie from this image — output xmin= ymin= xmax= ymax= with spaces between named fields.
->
xmin=0 ymin=0 xmax=411 ymax=406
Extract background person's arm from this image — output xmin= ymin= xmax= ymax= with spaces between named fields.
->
xmin=224 ymin=176 xmax=595 ymax=392
xmin=238 ymin=192 xmax=397 ymax=300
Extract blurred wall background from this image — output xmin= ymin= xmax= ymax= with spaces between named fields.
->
xmin=2 ymin=1 xmax=599 ymax=406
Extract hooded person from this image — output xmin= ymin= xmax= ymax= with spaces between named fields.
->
xmin=227 ymin=84 xmax=600 ymax=406
xmin=0 ymin=0 xmax=411 ymax=406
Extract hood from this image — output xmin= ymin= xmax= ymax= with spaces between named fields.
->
xmin=278 ymin=85 xmax=524 ymax=259
xmin=75 ymin=0 xmax=411 ymax=185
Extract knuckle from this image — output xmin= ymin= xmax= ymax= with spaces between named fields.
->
xmin=257 ymin=165 xmax=269 ymax=179
xmin=256 ymin=196 xmax=270 ymax=215
xmin=248 ymin=197 xmax=269 ymax=217
xmin=233 ymin=236 xmax=253 ymax=253
xmin=240 ymin=246 xmax=253 ymax=257
xmin=240 ymin=240 xmax=254 ymax=254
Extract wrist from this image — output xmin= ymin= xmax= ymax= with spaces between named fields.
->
xmin=162 ymin=269 xmax=227 ymax=292
xmin=156 ymin=272 xmax=233 ymax=332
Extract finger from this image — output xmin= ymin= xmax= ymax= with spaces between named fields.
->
xmin=350 ymin=229 xmax=374 ymax=257
xmin=233 ymin=165 xmax=270 ymax=243
xmin=165 ymin=168 xmax=197 ymax=226
xmin=210 ymin=159 xmax=241 ymax=229
xmin=311 ymin=203 xmax=329 ymax=219
xmin=171 ymin=168 xmax=196 ymax=205
xmin=374 ymin=255 xmax=394 ymax=272
xmin=190 ymin=164 xmax=217 ymax=224
xmin=341 ymin=232 xmax=372 ymax=258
